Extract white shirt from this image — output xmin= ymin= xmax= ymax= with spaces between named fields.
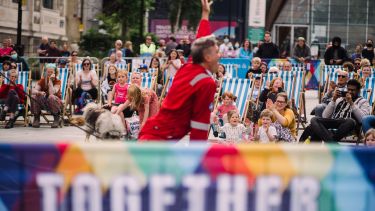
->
xmin=258 ymin=126 xmax=277 ymax=143
xmin=219 ymin=123 xmax=251 ymax=143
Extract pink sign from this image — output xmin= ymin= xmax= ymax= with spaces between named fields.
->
xmin=150 ymin=19 xmax=237 ymax=42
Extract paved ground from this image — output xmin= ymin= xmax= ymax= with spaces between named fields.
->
xmin=0 ymin=90 xmax=319 ymax=142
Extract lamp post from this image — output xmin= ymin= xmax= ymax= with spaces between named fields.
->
xmin=16 ymin=0 xmax=24 ymax=56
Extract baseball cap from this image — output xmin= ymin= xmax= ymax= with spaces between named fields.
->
xmin=58 ymin=58 xmax=67 ymax=64
xmin=139 ymin=64 xmax=148 ymax=69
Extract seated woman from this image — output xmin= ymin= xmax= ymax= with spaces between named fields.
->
xmin=258 ymin=77 xmax=284 ymax=111
xmin=358 ymin=64 xmax=372 ymax=87
xmin=31 ymin=63 xmax=62 ymax=128
xmin=259 ymin=92 xmax=296 ymax=142
xmin=116 ymin=72 xmax=159 ymax=128
xmin=100 ymin=64 xmax=118 ymax=101
xmin=73 ymin=58 xmax=98 ymax=114
xmin=0 ymin=69 xmax=26 ymax=128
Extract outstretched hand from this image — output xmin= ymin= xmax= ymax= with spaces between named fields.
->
xmin=201 ymin=0 xmax=213 ymax=20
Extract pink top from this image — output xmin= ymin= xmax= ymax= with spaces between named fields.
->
xmin=217 ymin=104 xmax=237 ymax=118
xmin=114 ymin=83 xmax=129 ymax=104
xmin=138 ymin=89 xmax=159 ymax=125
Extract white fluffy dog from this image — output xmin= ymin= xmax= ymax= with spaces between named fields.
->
xmin=71 ymin=103 xmax=125 ymax=141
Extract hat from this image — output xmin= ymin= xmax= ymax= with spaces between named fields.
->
xmin=297 ymin=37 xmax=305 ymax=41
xmin=139 ymin=64 xmax=148 ymax=69
xmin=176 ymin=49 xmax=184 ymax=52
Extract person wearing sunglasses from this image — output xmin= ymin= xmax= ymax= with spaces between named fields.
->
xmin=140 ymin=35 xmax=156 ymax=57
xmin=301 ymin=79 xmax=371 ymax=143
xmin=73 ymin=58 xmax=98 ymax=114
xmin=312 ymin=69 xmax=349 ymax=117
xmin=353 ymin=58 xmax=362 ymax=71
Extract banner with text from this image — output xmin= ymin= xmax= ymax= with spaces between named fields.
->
xmin=0 ymin=143 xmax=374 ymax=210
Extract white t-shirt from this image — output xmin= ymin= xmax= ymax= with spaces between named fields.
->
xmin=258 ymin=126 xmax=277 ymax=143
xmin=76 ymin=70 xmax=98 ymax=91
xmin=166 ymin=59 xmax=182 ymax=78
xmin=219 ymin=123 xmax=251 ymax=143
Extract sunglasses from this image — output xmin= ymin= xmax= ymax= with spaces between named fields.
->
xmin=83 ymin=63 xmax=90 ymax=66
xmin=72 ymin=54 xmax=77 ymax=56
xmin=338 ymin=75 xmax=347 ymax=78
xmin=276 ymin=100 xmax=286 ymax=104
xmin=355 ymin=63 xmax=360 ymax=65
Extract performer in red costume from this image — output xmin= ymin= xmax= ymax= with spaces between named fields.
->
xmin=139 ymin=0 xmax=219 ymax=141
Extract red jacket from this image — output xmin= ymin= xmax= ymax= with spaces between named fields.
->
xmin=139 ymin=18 xmax=215 ymax=141
xmin=0 ymin=84 xmax=26 ymax=104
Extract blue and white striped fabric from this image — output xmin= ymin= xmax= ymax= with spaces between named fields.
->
xmin=0 ymin=64 xmax=2 ymax=70
xmin=261 ymin=73 xmax=279 ymax=90
xmin=165 ymin=76 xmax=174 ymax=94
xmin=280 ymin=71 xmax=305 ymax=108
xmin=223 ymin=64 xmax=238 ymax=78
xmin=362 ymin=77 xmax=375 ymax=106
xmin=73 ymin=63 xmax=97 ymax=72
xmin=321 ymin=65 xmax=342 ymax=85
xmin=141 ymin=76 xmax=154 ymax=89
xmin=221 ymin=78 xmax=252 ymax=118
xmin=291 ymin=67 xmax=304 ymax=71
xmin=115 ymin=63 xmax=127 ymax=71
xmin=58 ymin=68 xmax=69 ymax=102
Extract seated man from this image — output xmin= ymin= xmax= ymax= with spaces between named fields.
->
xmin=312 ymin=69 xmax=348 ymax=117
xmin=300 ymin=79 xmax=370 ymax=143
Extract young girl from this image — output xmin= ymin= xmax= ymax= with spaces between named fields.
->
xmin=106 ymin=70 xmax=129 ymax=113
xmin=255 ymin=109 xmax=277 ymax=143
xmin=365 ymin=129 xmax=375 ymax=146
xmin=214 ymin=110 xmax=253 ymax=144
xmin=163 ymin=49 xmax=182 ymax=78
xmin=101 ymin=65 xmax=118 ymax=97
xmin=213 ymin=92 xmax=238 ymax=124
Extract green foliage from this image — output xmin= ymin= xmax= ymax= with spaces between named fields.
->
xmin=79 ymin=29 xmax=117 ymax=58
xmin=167 ymin=0 xmax=202 ymax=32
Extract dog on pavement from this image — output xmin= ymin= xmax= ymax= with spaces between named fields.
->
xmin=70 ymin=103 xmax=125 ymax=141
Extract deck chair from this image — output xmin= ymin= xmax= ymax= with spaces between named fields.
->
xmin=39 ymin=68 xmax=70 ymax=126
xmin=220 ymin=78 xmax=252 ymax=120
xmin=72 ymin=63 xmax=101 ymax=105
xmin=0 ymin=71 xmax=31 ymax=126
xmin=141 ymin=76 xmax=156 ymax=90
xmin=222 ymin=64 xmax=238 ymax=78
xmin=362 ymin=77 xmax=375 ymax=114
xmin=159 ymin=75 xmax=174 ymax=105
xmin=319 ymin=65 xmax=342 ymax=102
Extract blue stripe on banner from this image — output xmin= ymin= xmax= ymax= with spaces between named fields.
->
xmin=58 ymin=68 xmax=69 ymax=101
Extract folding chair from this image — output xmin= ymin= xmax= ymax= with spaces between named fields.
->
xmin=159 ymin=75 xmax=174 ymax=105
xmin=319 ymin=65 xmax=342 ymax=102
xmin=220 ymin=78 xmax=252 ymax=120
xmin=0 ymin=71 xmax=31 ymax=126
xmin=39 ymin=68 xmax=70 ymax=126
xmin=141 ymin=76 xmax=155 ymax=90
xmin=362 ymin=77 xmax=375 ymax=114
xmin=222 ymin=64 xmax=238 ymax=78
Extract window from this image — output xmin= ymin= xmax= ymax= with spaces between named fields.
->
xmin=43 ymin=0 xmax=53 ymax=9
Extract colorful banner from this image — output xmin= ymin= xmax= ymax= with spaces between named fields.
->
xmin=220 ymin=58 xmax=323 ymax=89
xmin=0 ymin=143 xmax=374 ymax=211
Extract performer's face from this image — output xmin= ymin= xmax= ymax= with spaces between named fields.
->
xmin=205 ymin=45 xmax=220 ymax=73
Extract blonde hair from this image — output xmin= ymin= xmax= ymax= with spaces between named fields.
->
xmin=361 ymin=58 xmax=371 ymax=68
xmin=365 ymin=129 xmax=375 ymax=145
xmin=260 ymin=109 xmax=274 ymax=119
xmin=270 ymin=77 xmax=284 ymax=92
xmin=117 ymin=70 xmax=128 ymax=78
xmin=127 ymin=84 xmax=143 ymax=110
xmin=252 ymin=57 xmax=261 ymax=64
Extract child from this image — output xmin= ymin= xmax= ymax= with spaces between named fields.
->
xmin=101 ymin=65 xmax=118 ymax=101
xmin=106 ymin=70 xmax=129 ymax=113
xmin=365 ymin=128 xmax=375 ymax=146
xmin=246 ymin=57 xmax=262 ymax=78
xmin=251 ymin=76 xmax=261 ymax=101
xmin=214 ymin=110 xmax=253 ymax=144
xmin=255 ymin=109 xmax=277 ymax=143
xmin=213 ymin=92 xmax=238 ymax=124
xmin=163 ymin=49 xmax=182 ymax=78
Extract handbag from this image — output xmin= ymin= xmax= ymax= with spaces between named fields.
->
xmin=125 ymin=112 xmax=140 ymax=140
xmin=271 ymin=121 xmax=295 ymax=143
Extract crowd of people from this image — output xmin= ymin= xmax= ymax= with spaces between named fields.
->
xmin=0 ymin=0 xmax=374 ymax=146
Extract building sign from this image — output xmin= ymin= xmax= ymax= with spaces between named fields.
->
xmin=248 ymin=0 xmax=266 ymax=43
xmin=150 ymin=19 xmax=237 ymax=41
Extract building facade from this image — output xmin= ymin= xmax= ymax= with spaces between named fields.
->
xmin=272 ymin=0 xmax=375 ymax=57
xmin=0 ymin=0 xmax=102 ymax=56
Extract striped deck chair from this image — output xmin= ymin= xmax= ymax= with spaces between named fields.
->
xmin=362 ymin=77 xmax=375 ymax=114
xmin=222 ymin=64 xmax=238 ymax=78
xmin=159 ymin=76 xmax=174 ymax=105
xmin=141 ymin=76 xmax=155 ymax=89
xmin=220 ymin=78 xmax=252 ymax=120
xmin=40 ymin=68 xmax=70 ymax=126
xmin=319 ymin=65 xmax=342 ymax=101
xmin=260 ymin=72 xmax=279 ymax=90
xmin=115 ymin=63 xmax=128 ymax=71
xmin=1 ymin=71 xmax=30 ymax=126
